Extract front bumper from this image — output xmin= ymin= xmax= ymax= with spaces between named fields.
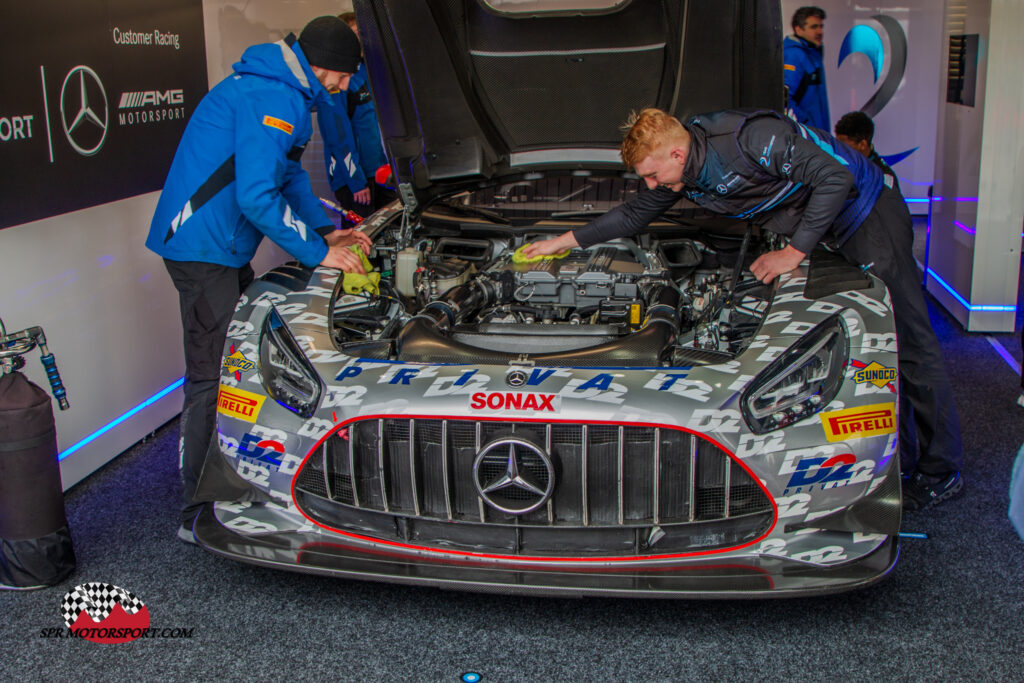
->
xmin=193 ymin=504 xmax=899 ymax=598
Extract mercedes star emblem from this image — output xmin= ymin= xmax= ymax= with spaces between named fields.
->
xmin=506 ymin=369 xmax=529 ymax=388
xmin=473 ymin=437 xmax=555 ymax=515
xmin=60 ymin=65 xmax=108 ymax=156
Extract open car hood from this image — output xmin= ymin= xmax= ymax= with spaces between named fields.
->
xmin=352 ymin=0 xmax=782 ymax=209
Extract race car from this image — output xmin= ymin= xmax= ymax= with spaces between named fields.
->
xmin=190 ymin=0 xmax=902 ymax=597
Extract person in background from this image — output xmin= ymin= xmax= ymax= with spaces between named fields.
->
xmin=146 ymin=16 xmax=372 ymax=542
xmin=319 ymin=11 xmax=389 ymax=217
xmin=784 ymin=6 xmax=830 ymax=131
xmin=835 ymin=111 xmax=900 ymax=193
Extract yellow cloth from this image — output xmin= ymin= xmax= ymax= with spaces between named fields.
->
xmin=342 ymin=245 xmax=381 ymax=295
xmin=512 ymin=244 xmax=571 ymax=264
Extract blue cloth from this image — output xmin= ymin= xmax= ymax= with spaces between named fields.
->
xmin=319 ymin=64 xmax=387 ymax=194
xmin=784 ymin=35 xmax=830 ymax=131
xmin=147 ymin=38 xmax=331 ymax=269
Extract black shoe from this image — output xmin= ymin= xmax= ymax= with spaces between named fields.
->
xmin=902 ymin=470 xmax=963 ymax=511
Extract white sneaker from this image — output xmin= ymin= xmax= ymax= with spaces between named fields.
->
xmin=1017 ymin=392 xmax=1024 ymax=408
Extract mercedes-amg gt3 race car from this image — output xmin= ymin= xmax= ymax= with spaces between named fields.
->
xmin=190 ymin=0 xmax=902 ymax=597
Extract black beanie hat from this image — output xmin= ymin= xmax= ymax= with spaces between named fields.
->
xmin=298 ymin=16 xmax=361 ymax=73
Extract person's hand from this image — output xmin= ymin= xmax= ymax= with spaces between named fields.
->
xmin=320 ymin=244 xmax=366 ymax=274
xmin=521 ymin=231 xmax=579 ymax=259
xmin=325 ymin=228 xmax=373 ymax=253
xmin=354 ymin=188 xmax=371 ymax=204
xmin=749 ymin=245 xmax=806 ymax=283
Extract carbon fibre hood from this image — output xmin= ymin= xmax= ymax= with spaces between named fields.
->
xmin=352 ymin=0 xmax=783 ymax=209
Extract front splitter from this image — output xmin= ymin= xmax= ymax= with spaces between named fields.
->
xmin=192 ymin=504 xmax=899 ymax=599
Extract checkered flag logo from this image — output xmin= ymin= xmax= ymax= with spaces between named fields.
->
xmin=60 ymin=582 xmax=146 ymax=629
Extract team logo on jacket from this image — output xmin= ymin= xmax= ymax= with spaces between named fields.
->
xmin=262 ymin=115 xmax=294 ymax=135
xmin=852 ymin=361 xmax=897 ymax=388
xmin=470 ymin=392 xmax=558 ymax=412
xmin=217 ymin=385 xmax=266 ymax=422
xmin=820 ymin=403 xmax=896 ymax=442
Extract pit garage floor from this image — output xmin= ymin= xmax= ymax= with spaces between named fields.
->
xmin=3 ymin=224 xmax=1023 ymax=680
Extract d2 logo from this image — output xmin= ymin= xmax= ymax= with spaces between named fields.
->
xmin=786 ymin=453 xmax=856 ymax=488
xmin=237 ymin=434 xmax=285 ymax=466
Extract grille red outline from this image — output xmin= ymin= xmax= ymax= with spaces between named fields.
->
xmin=290 ymin=414 xmax=778 ymax=565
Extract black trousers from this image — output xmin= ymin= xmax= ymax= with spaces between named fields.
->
xmin=164 ymin=260 xmax=254 ymax=524
xmin=837 ymin=187 xmax=963 ymax=475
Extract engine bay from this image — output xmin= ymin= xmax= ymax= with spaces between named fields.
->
xmin=328 ymin=204 xmax=775 ymax=367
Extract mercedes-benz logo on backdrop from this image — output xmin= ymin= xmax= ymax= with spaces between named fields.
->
xmin=473 ymin=437 xmax=555 ymax=515
xmin=60 ymin=65 xmax=109 ymax=156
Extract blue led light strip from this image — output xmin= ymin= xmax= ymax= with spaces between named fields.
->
xmin=58 ymin=377 xmax=185 ymax=461
xmin=925 ymin=268 xmax=1017 ymax=312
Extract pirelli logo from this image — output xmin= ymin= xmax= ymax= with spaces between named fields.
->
xmin=262 ymin=115 xmax=294 ymax=135
xmin=217 ymin=385 xmax=266 ymax=423
xmin=820 ymin=403 xmax=896 ymax=442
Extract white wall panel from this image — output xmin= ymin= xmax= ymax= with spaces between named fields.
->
xmin=928 ymin=0 xmax=1022 ymax=331
xmin=0 ymin=194 xmax=183 ymax=489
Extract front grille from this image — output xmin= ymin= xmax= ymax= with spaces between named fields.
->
xmin=294 ymin=418 xmax=774 ymax=556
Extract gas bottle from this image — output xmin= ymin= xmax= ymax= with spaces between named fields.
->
xmin=0 ymin=319 xmax=74 ymax=589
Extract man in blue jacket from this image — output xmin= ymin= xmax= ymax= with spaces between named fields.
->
xmin=147 ymin=16 xmax=372 ymax=540
xmin=320 ymin=12 xmax=389 ymax=217
xmin=523 ymin=108 xmax=964 ymax=511
xmin=784 ymin=6 xmax=830 ymax=131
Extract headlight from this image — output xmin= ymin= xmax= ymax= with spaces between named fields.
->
xmin=259 ymin=305 xmax=322 ymax=418
xmin=741 ymin=313 xmax=849 ymax=434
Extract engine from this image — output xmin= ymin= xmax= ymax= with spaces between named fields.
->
xmin=329 ymin=222 xmax=773 ymax=367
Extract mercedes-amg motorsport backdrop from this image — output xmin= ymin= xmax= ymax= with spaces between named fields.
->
xmin=1 ymin=0 xmax=206 ymax=230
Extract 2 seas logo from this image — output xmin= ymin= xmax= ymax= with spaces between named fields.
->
xmin=41 ymin=583 xmax=194 ymax=643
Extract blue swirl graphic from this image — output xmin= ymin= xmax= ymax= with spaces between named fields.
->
xmin=838 ymin=24 xmax=885 ymax=82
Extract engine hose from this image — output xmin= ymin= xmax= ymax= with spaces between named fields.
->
xmin=396 ymin=284 xmax=680 ymax=367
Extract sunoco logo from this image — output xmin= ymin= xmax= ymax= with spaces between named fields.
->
xmin=852 ymin=361 xmax=897 ymax=389
xmin=117 ymin=88 xmax=186 ymax=126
